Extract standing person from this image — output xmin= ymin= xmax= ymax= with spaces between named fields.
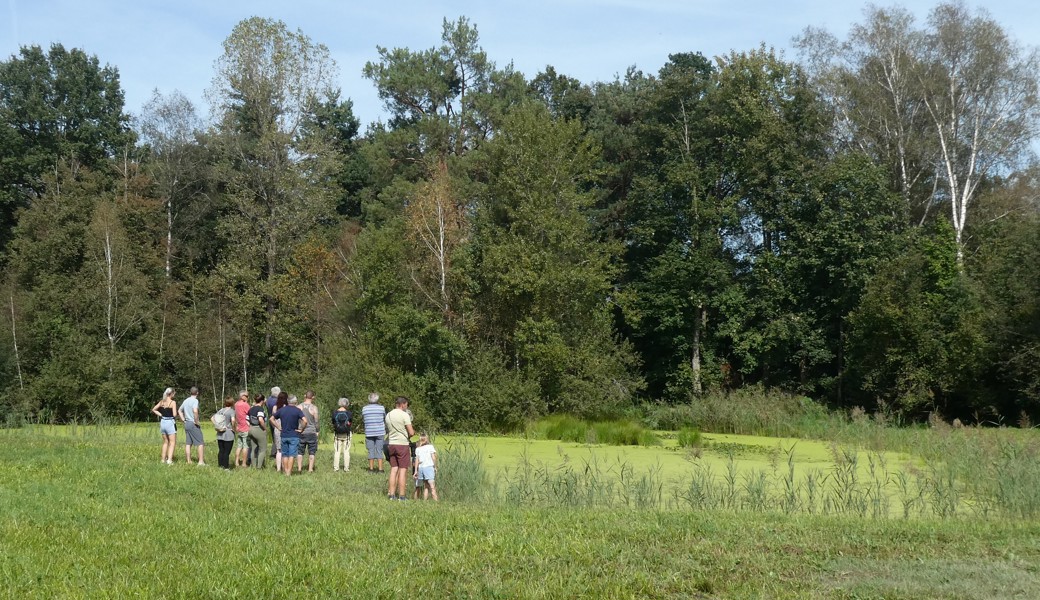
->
xmin=214 ymin=398 xmax=236 ymax=470
xmin=233 ymin=391 xmax=251 ymax=468
xmin=362 ymin=393 xmax=387 ymax=473
xmin=297 ymin=391 xmax=320 ymax=473
xmin=414 ymin=433 xmax=439 ymax=501
xmin=384 ymin=396 xmax=415 ymax=501
xmin=266 ymin=386 xmax=281 ymax=460
xmin=331 ymin=397 xmax=353 ymax=472
xmin=179 ymin=387 xmax=206 ymax=466
xmin=271 ymin=391 xmax=288 ymax=472
xmin=247 ymin=393 xmax=267 ymax=469
xmin=151 ymin=388 xmax=178 ymax=465
xmin=273 ymin=395 xmax=307 ymax=477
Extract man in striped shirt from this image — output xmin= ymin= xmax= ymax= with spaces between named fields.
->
xmin=361 ymin=392 xmax=387 ymax=473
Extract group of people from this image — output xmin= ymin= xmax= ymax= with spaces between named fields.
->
xmin=150 ymin=386 xmax=439 ymax=500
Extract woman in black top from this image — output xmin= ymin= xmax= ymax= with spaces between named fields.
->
xmin=151 ymin=387 xmax=178 ymax=465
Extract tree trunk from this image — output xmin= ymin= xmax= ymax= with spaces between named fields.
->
xmin=691 ymin=303 xmax=704 ymax=395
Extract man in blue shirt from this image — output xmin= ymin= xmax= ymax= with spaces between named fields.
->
xmin=273 ymin=395 xmax=307 ymax=478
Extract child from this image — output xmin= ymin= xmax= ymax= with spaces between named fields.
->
xmin=413 ymin=433 xmax=439 ymax=501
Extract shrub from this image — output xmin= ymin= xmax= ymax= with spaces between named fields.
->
xmin=526 ymin=415 xmax=659 ymax=446
xmin=676 ymin=427 xmax=702 ymax=449
xmin=643 ymin=386 xmax=837 ymax=438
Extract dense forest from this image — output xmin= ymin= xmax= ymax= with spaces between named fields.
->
xmin=1 ymin=2 xmax=1038 ymax=428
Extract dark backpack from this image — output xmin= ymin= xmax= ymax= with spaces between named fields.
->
xmin=332 ymin=410 xmax=352 ymax=435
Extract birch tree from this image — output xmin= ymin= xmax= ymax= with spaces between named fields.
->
xmin=921 ymin=2 xmax=1040 ymax=265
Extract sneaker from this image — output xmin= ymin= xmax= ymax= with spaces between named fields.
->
xmin=397 ymin=496 xmax=408 ymax=501
xmin=388 ymin=494 xmax=394 ymax=500
xmin=166 ymin=459 xmax=173 ymax=465
xmin=197 ymin=462 xmax=207 ymax=467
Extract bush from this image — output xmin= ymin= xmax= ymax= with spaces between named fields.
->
xmin=676 ymin=427 xmax=702 ymax=449
xmin=526 ymin=415 xmax=659 ymax=446
xmin=643 ymin=386 xmax=836 ymax=438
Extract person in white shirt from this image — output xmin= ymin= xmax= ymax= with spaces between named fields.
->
xmin=413 ymin=433 xmax=439 ymax=501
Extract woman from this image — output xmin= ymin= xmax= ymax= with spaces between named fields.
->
xmin=247 ymin=393 xmax=268 ymax=469
xmin=215 ymin=397 xmax=236 ymax=470
xmin=151 ymin=387 xmax=178 ymax=465
xmin=272 ymin=391 xmax=288 ymax=472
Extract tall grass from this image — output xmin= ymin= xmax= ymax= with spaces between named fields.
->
xmin=525 ymin=415 xmax=660 ymax=446
xmin=642 ymin=386 xmax=839 ymax=437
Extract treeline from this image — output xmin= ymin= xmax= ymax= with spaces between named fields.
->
xmin=1 ymin=4 xmax=1038 ymax=428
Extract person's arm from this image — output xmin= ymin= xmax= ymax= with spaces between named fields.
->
xmin=406 ymin=423 xmax=416 ymax=438
xmin=258 ymin=413 xmax=266 ymax=431
xmin=432 ymin=449 xmax=437 ymax=470
xmin=299 ymin=416 xmax=308 ymax=433
xmin=193 ymin=406 xmax=200 ymax=424
xmin=151 ymin=402 xmax=162 ymax=418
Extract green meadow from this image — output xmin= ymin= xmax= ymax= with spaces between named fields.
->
xmin=2 ymin=423 xmax=1039 ymax=599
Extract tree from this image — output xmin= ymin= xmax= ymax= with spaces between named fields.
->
xmin=208 ymin=17 xmax=342 ymax=377
xmin=473 ymin=103 xmax=641 ymax=416
xmin=0 ymin=43 xmax=133 ymax=247
xmin=798 ymin=2 xmax=1040 ymax=265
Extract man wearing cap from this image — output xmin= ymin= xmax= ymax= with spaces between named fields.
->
xmin=384 ymin=396 xmax=416 ymax=501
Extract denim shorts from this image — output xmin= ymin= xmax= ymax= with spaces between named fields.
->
xmin=417 ymin=466 xmax=435 ymax=482
xmin=159 ymin=418 xmax=176 ymax=436
xmin=281 ymin=437 xmax=301 ymax=458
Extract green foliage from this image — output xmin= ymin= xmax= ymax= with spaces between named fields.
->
xmin=526 ymin=415 xmax=660 ymax=446
xmin=642 ymin=386 xmax=832 ymax=437
xmin=847 ymin=221 xmax=988 ymax=415
xmin=676 ymin=427 xmax=702 ymax=449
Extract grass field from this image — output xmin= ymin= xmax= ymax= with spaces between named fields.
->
xmin=2 ymin=424 xmax=1039 ymax=599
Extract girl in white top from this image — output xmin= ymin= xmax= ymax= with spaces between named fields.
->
xmin=413 ymin=433 xmax=439 ymax=501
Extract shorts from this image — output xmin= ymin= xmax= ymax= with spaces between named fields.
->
xmin=365 ymin=436 xmax=384 ymax=460
xmin=235 ymin=431 xmax=250 ymax=450
xmin=299 ymin=432 xmax=318 ymax=456
xmin=184 ymin=422 xmax=204 ymax=446
xmin=388 ymin=444 xmax=411 ymax=469
xmin=160 ymin=419 xmax=176 ymax=436
xmin=417 ymin=466 xmax=435 ymax=482
xmin=281 ymin=437 xmax=300 ymax=458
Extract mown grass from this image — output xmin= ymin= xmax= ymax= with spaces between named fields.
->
xmin=3 ymin=427 xmax=1039 ymax=599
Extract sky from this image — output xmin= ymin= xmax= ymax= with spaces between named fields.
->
xmin=3 ymin=0 xmax=1038 ymax=127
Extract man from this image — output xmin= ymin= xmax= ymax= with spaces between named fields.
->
xmin=266 ymin=386 xmax=281 ymax=459
xmin=297 ymin=390 xmax=320 ymax=473
xmin=361 ymin=392 xmax=387 ymax=473
xmin=331 ymin=397 xmax=353 ymax=472
xmin=273 ymin=395 xmax=307 ymax=477
xmin=384 ymin=396 xmax=415 ymax=501
xmin=179 ymin=386 xmax=206 ymax=466
xmin=233 ymin=391 xmax=251 ymax=468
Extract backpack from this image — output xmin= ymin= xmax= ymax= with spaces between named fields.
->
xmin=247 ymin=408 xmax=262 ymax=427
xmin=332 ymin=410 xmax=351 ymax=435
xmin=211 ymin=410 xmax=230 ymax=433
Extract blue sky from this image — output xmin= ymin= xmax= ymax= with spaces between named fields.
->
xmin=3 ymin=1 xmax=1037 ymax=127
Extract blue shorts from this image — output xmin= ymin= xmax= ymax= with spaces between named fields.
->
xmin=160 ymin=419 xmax=177 ymax=436
xmin=281 ymin=437 xmax=300 ymax=458
xmin=417 ymin=466 xmax=435 ymax=482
